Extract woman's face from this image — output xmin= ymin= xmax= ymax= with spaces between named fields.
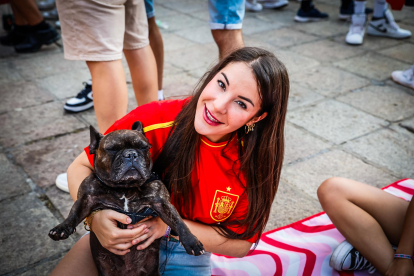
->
xmin=194 ymin=62 xmax=267 ymax=143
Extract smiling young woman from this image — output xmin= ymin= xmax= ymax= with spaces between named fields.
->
xmin=50 ymin=47 xmax=290 ymax=276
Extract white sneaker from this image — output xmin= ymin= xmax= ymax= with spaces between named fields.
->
xmin=246 ymin=0 xmax=263 ymax=12
xmin=330 ymin=240 xmax=376 ymax=273
xmin=392 ymin=65 xmax=414 ymax=90
xmin=259 ymin=0 xmax=288 ymax=9
xmin=346 ymin=14 xmax=366 ymax=45
xmin=56 ymin=173 xmax=69 ymax=193
xmin=367 ymin=9 xmax=412 ymax=39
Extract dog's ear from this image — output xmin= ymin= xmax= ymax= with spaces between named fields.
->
xmin=131 ymin=121 xmax=144 ymax=133
xmin=89 ymin=125 xmax=103 ymax=155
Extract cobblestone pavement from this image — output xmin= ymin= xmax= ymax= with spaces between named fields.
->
xmin=0 ymin=0 xmax=413 ymax=274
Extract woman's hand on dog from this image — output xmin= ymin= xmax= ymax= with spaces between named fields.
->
xmin=92 ymin=209 xmax=150 ymax=255
xmin=127 ymin=216 xmax=168 ymax=250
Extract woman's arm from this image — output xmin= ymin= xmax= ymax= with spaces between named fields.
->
xmin=184 ymin=219 xmax=253 ymax=258
xmin=385 ymin=199 xmax=414 ymax=276
xmin=67 ymin=151 xmax=93 ymax=201
xmin=131 ymin=217 xmax=252 ymax=258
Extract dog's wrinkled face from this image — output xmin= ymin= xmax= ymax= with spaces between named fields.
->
xmin=89 ymin=121 xmax=152 ymax=188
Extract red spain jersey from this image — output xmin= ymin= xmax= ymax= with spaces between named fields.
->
xmin=85 ymin=99 xmax=257 ymax=243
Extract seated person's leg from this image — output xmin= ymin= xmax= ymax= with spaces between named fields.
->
xmin=208 ymin=0 xmax=244 ymax=60
xmin=318 ymin=177 xmax=409 ymax=274
xmin=50 ymin=234 xmax=98 ymax=276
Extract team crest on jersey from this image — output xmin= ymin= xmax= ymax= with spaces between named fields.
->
xmin=210 ymin=190 xmax=239 ymax=222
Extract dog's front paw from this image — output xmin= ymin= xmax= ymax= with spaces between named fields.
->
xmin=48 ymin=224 xmax=76 ymax=241
xmin=180 ymin=234 xmax=205 ymax=256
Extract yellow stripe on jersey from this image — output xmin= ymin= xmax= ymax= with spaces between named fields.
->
xmin=200 ymin=137 xmax=227 ymax=148
xmin=143 ymin=121 xmax=174 ymax=133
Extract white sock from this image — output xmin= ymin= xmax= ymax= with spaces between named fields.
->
xmin=373 ymin=0 xmax=387 ymax=18
xmin=158 ymin=89 xmax=164 ymax=101
xmin=354 ymin=1 xmax=366 ymax=15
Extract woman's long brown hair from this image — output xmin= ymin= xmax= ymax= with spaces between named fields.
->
xmin=153 ymin=47 xmax=290 ymax=245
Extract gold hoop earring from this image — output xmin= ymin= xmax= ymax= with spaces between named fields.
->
xmin=245 ymin=123 xmax=255 ymax=134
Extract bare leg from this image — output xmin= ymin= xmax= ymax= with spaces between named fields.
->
xmin=148 ymin=17 xmax=164 ymax=91
xmin=123 ymin=45 xmax=158 ymax=106
xmin=50 ymin=234 xmax=98 ymax=276
xmin=318 ymin=177 xmax=409 ymax=274
xmin=9 ymin=0 xmax=43 ymax=25
xmin=211 ymin=29 xmax=244 ymax=60
xmin=86 ymin=60 xmax=128 ymax=133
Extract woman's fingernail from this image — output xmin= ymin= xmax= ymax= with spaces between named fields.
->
xmin=127 ymin=218 xmax=132 ymax=223
xmin=127 ymin=225 xmax=133 ymax=229
xmin=137 ymin=246 xmax=141 ymax=250
xmin=145 ymin=229 xmax=149 ymax=233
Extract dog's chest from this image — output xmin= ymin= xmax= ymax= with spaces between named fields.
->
xmin=109 ymin=191 xmax=143 ymax=212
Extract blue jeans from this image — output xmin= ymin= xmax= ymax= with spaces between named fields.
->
xmin=208 ymin=0 xmax=245 ymax=29
xmin=159 ymin=238 xmax=212 ymax=276
xmin=144 ymin=0 xmax=155 ymax=19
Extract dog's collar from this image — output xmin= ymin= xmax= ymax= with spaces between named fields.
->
xmin=94 ymin=172 xmax=160 ymax=186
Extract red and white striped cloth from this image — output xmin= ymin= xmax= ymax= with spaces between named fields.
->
xmin=211 ymin=179 xmax=414 ymax=276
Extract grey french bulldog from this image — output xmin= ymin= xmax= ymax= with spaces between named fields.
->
xmin=48 ymin=121 xmax=204 ymax=276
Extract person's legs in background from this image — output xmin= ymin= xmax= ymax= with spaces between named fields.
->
xmin=346 ymin=0 xmax=411 ymax=45
xmin=318 ymin=178 xmax=409 ymax=273
xmin=145 ymin=0 xmax=165 ymax=100
xmin=294 ymin=0 xmax=329 ymax=22
xmin=0 ymin=0 xmax=60 ymax=52
xmin=209 ymin=0 xmax=244 ymax=60
xmin=86 ymin=60 xmax=128 ymax=133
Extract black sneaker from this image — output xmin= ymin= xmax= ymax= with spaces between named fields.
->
xmin=14 ymin=22 xmax=60 ymax=53
xmin=330 ymin=240 xmax=376 ymax=273
xmin=295 ymin=6 xmax=329 ymax=22
xmin=64 ymin=80 xmax=94 ymax=113
xmin=0 ymin=26 xmax=29 ymax=46
xmin=339 ymin=1 xmax=373 ymax=20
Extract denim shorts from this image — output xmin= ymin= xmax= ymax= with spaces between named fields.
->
xmin=159 ymin=238 xmax=212 ymax=276
xmin=144 ymin=0 xmax=154 ymax=19
xmin=208 ymin=0 xmax=245 ymax=30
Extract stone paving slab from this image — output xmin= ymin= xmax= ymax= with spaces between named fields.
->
xmin=337 ymin=85 xmax=414 ymax=122
xmin=287 ymin=99 xmax=388 ymax=144
xmin=343 ymin=125 xmax=414 ymax=179
xmin=0 ymin=61 xmax=24 ymax=85
xmin=273 ymin=49 xmax=320 ymax=74
xmin=159 ymin=13 xmax=205 ymax=32
xmin=379 ymin=43 xmax=414 ymax=64
xmin=12 ymin=131 xmax=90 ymax=188
xmin=19 ymin=257 xmax=62 ymax=276
xmin=400 ymin=117 xmax=414 ymax=132
xmin=265 ymin=181 xmax=322 ymax=231
xmin=163 ymin=72 xmax=199 ymax=98
xmin=0 ymin=102 xmax=86 ymax=148
xmin=175 ymin=24 xmax=215 ymax=45
xmin=281 ymin=149 xmax=399 ymax=200
xmin=161 ymin=0 xmax=206 ymax=14
xmin=0 ymin=153 xmax=31 ymax=201
xmin=0 ymin=193 xmax=74 ymax=274
xmin=0 ymin=81 xmax=54 ymax=114
xmin=250 ymin=27 xmax=319 ymax=48
xmin=291 ymin=66 xmax=370 ymax=97
xmin=333 ymin=35 xmax=403 ymax=51
xmin=290 ymin=39 xmax=366 ymax=63
xmin=36 ymin=68 xmax=91 ymax=100
xmin=11 ymin=53 xmax=87 ymax=80
xmin=165 ymin=44 xmax=218 ymax=71
xmin=292 ymin=20 xmax=349 ymax=37
xmin=288 ymin=82 xmax=325 ymax=110
xmin=242 ymin=17 xmax=284 ymax=35
xmin=284 ymin=123 xmax=331 ymax=164
xmin=334 ymin=52 xmax=411 ymax=81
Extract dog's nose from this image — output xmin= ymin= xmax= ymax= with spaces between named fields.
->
xmin=123 ymin=149 xmax=138 ymax=159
